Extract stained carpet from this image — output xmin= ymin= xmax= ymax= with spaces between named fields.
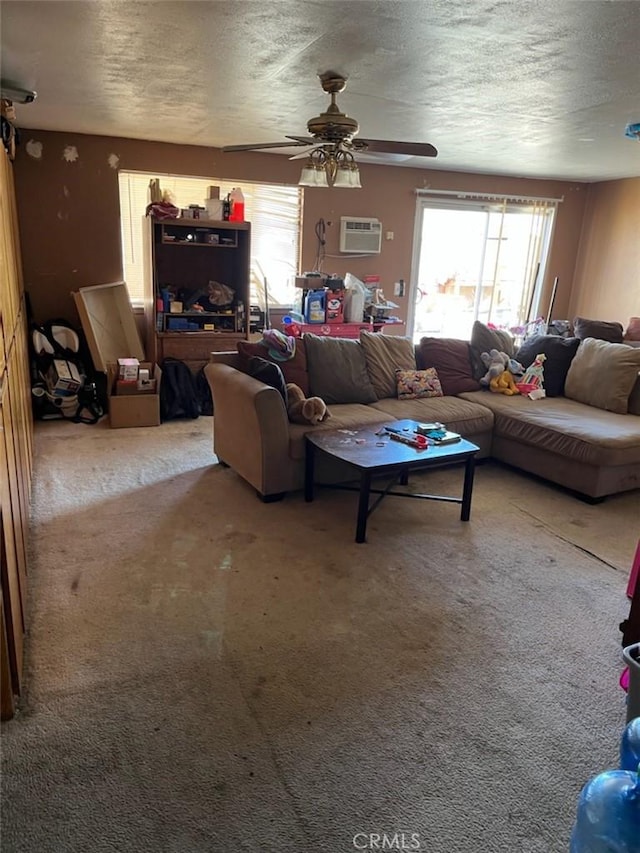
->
xmin=1 ymin=417 xmax=639 ymax=852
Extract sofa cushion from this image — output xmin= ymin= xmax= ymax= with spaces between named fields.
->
xmin=287 ymin=404 xmax=389 ymax=460
xmin=359 ymin=331 xmax=416 ymax=399
xmin=368 ymin=395 xmax=494 ymax=437
xmin=247 ymin=356 xmax=288 ymax=405
xmin=395 ymin=367 xmax=443 ymax=400
xmin=564 ymin=337 xmax=640 ymax=414
xmin=573 ymin=317 xmax=624 ymax=343
xmin=303 ymin=334 xmax=377 ymax=405
xmin=416 ymin=337 xmax=481 ymax=395
xmin=515 ymin=335 xmax=581 ymax=397
xmin=469 ymin=321 xmax=515 ymax=379
xmin=238 ymin=338 xmax=310 ymax=395
xmin=459 ymin=390 xmax=640 ymax=467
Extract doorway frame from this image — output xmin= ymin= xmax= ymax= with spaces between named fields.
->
xmin=408 ymin=189 xmax=562 ymax=340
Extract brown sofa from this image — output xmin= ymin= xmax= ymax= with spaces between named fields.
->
xmin=204 ymin=330 xmax=640 ymax=502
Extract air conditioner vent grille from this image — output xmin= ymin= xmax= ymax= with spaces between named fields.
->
xmin=339 ymin=217 xmax=382 ymax=254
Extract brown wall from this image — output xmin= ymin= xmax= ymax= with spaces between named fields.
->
xmin=568 ymin=178 xmax=640 ymax=325
xmin=12 ymin=129 xmax=591 ymax=330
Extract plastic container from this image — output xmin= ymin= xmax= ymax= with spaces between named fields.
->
xmin=304 ymin=289 xmax=326 ymax=324
xmin=622 ymin=642 xmax=640 ymax=723
xmin=205 ymin=199 xmax=223 ymax=220
xmin=620 ymin=717 xmax=640 ymax=771
xmin=229 ymin=187 xmax=245 ymax=222
xmin=344 ymin=275 xmax=366 ymax=323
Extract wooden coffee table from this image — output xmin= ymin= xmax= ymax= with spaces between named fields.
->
xmin=305 ymin=419 xmax=479 ymax=543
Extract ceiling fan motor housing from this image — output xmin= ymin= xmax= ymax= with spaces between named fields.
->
xmin=307 ymin=76 xmax=359 ymax=143
xmin=307 ymin=109 xmax=359 ymax=143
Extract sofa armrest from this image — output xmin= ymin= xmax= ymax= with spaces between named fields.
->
xmin=209 ymin=351 xmax=243 ymax=368
xmin=204 ymin=362 xmax=292 ymax=496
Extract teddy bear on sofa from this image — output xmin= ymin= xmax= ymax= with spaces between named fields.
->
xmin=286 ymin=383 xmax=330 ymax=425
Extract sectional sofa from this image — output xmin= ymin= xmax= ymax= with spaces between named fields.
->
xmin=204 ymin=322 xmax=640 ymax=502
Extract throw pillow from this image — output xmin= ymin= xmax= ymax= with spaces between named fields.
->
xmin=247 ymin=357 xmax=288 ymax=406
xmin=564 ymin=337 xmax=640 ymax=414
xmin=515 ymin=335 xmax=581 ymax=397
xmin=237 ymin=338 xmax=309 ymax=395
xmin=573 ymin=317 xmax=624 ymax=344
xmin=395 ymin=367 xmax=443 ymax=400
xmin=416 ymin=337 xmax=481 ymax=395
xmin=469 ymin=321 xmax=515 ymax=379
xmin=303 ymin=334 xmax=377 ymax=405
xmin=359 ymin=331 xmax=416 ymax=399
xmin=625 ymin=317 xmax=640 ymax=342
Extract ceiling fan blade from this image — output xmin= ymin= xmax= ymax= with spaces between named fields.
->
xmin=356 ymin=139 xmax=438 ymax=157
xmin=285 ymin=135 xmax=318 ymax=145
xmin=289 ymin=143 xmax=326 ymax=160
xmin=221 ymin=139 xmax=309 ymax=152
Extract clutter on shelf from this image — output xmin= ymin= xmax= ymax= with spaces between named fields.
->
xmin=291 ymin=271 xmax=404 ymax=328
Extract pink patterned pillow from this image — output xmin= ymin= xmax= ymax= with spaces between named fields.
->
xmin=625 ymin=317 xmax=640 ymax=341
xmin=395 ymin=367 xmax=443 ymax=400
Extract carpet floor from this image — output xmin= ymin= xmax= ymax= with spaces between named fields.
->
xmin=1 ymin=417 xmax=639 ymax=852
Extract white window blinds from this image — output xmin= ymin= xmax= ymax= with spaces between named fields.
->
xmin=118 ymin=171 xmax=302 ymax=307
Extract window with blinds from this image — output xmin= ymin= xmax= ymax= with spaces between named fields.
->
xmin=118 ymin=171 xmax=302 ymax=308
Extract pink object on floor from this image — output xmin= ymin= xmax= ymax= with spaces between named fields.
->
xmin=626 ymin=540 xmax=640 ymax=599
xmin=621 ymin=667 xmax=630 ymax=692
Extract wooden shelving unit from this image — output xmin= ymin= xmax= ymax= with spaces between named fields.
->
xmin=144 ymin=217 xmax=251 ymax=373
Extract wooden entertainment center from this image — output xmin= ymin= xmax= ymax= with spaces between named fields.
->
xmin=143 ymin=217 xmax=251 ymax=373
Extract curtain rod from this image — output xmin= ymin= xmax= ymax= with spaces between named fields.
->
xmin=415 ymin=188 xmax=564 ymax=204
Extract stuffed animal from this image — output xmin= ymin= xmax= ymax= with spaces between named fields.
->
xmin=285 ymin=383 xmax=330 ymax=425
xmin=519 ymin=353 xmax=546 ymax=389
xmin=490 ymin=370 xmax=520 ymax=395
xmin=479 ymin=349 xmax=525 ymax=395
xmin=480 ymin=349 xmax=509 ymax=384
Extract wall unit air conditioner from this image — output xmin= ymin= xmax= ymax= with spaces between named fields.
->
xmin=339 ymin=217 xmax=382 ymax=254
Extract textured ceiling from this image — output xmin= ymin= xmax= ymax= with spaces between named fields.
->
xmin=2 ymin=0 xmax=639 ymax=181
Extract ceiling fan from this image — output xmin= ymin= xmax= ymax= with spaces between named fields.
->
xmin=221 ymin=72 xmax=437 ymax=186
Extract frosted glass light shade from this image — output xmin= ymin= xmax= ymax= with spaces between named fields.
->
xmin=299 ymin=165 xmax=317 ymax=187
xmin=333 ymin=166 xmax=352 ymax=188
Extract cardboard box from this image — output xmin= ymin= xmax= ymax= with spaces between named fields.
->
xmin=47 ymin=359 xmax=83 ymax=395
xmin=108 ymin=362 xmax=161 ymax=428
xmin=118 ymin=357 xmax=140 ymax=380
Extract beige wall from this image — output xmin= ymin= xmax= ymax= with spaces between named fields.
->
xmin=569 ymin=178 xmax=640 ymax=326
xmin=11 ymin=129 xmax=596 ymax=331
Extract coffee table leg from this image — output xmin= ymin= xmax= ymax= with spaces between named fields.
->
xmin=305 ymin=439 xmax=315 ymax=503
xmin=399 ymin=467 xmax=409 ymax=486
xmin=356 ymin=471 xmax=372 ymax=543
xmin=461 ymin=456 xmax=476 ymax=521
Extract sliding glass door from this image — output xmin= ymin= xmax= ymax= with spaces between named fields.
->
xmin=409 ymin=194 xmax=557 ymax=342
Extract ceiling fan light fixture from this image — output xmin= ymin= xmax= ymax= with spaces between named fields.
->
xmin=314 ymin=163 xmax=329 ymax=187
xmin=332 ymin=164 xmax=353 ymax=188
xmin=298 ymin=161 xmax=318 ymax=186
xmin=348 ymin=164 xmax=362 ymax=188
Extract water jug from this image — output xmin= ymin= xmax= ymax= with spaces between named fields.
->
xmin=229 ymin=187 xmax=245 ymax=222
xmin=304 ymin=289 xmax=326 ymax=324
